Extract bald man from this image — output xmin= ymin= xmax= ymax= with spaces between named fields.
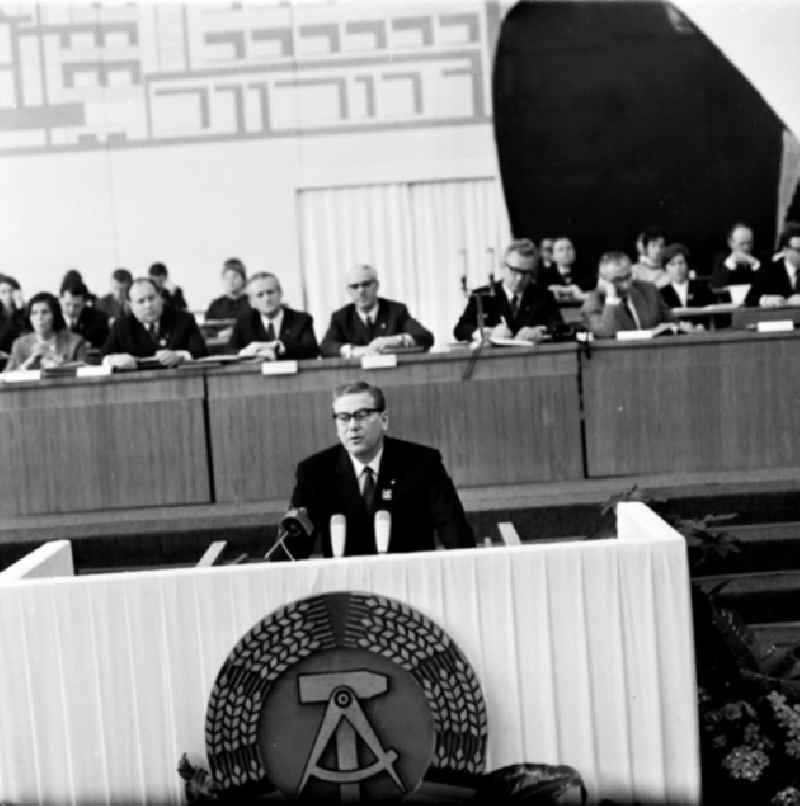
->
xmin=320 ymin=264 xmax=433 ymax=358
xmin=581 ymin=251 xmax=675 ymax=338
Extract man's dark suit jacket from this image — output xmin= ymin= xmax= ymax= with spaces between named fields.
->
xmin=69 ymin=306 xmax=109 ymax=349
xmin=205 ymin=295 xmax=250 ymax=321
xmin=537 ymin=263 xmax=597 ymax=292
xmin=710 ymin=252 xmax=764 ymax=289
xmin=227 ymin=307 xmax=319 ymax=359
xmin=745 ymin=260 xmax=799 ymax=307
xmin=286 ymin=436 xmax=475 ymax=558
xmin=320 ymin=298 xmax=433 ymax=357
xmin=453 ymin=281 xmax=562 ymax=341
xmin=659 ymin=280 xmax=716 ymax=309
xmin=581 ymin=280 xmax=674 ymax=338
xmin=0 ymin=306 xmax=22 ymax=353
xmin=101 ymin=307 xmax=208 ymax=358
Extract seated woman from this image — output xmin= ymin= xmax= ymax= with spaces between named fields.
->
xmin=5 ymin=292 xmax=88 ymax=371
xmin=659 ymin=243 xmax=716 ymax=329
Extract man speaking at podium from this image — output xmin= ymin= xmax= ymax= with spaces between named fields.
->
xmin=276 ymin=381 xmax=474 ymax=559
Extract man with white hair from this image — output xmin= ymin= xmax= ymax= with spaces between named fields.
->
xmin=320 ymin=264 xmax=433 ymax=358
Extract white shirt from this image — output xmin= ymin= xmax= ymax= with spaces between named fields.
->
xmin=671 ymin=280 xmax=689 ymax=307
xmin=350 ymin=446 xmax=383 ymax=495
xmin=502 ymin=283 xmax=520 ymax=305
xmin=357 ymin=304 xmax=379 ymax=327
xmin=260 ymin=309 xmax=283 ymax=340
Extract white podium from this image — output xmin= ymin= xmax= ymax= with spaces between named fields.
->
xmin=0 ymin=503 xmax=699 ymax=804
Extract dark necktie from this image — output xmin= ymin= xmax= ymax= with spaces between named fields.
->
xmin=148 ymin=322 xmax=158 ymax=341
xmin=265 ymin=320 xmax=276 ymax=341
xmin=362 ymin=467 xmax=376 ymax=513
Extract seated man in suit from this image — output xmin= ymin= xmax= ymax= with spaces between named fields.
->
xmin=148 ymin=262 xmax=187 ymax=311
xmin=102 ymin=277 xmax=208 ymax=368
xmin=59 ymin=277 xmax=110 ymax=349
xmin=320 ymin=264 xmax=433 ymax=357
xmin=276 ymin=380 xmax=475 ymax=559
xmin=97 ymin=268 xmax=133 ymax=323
xmin=711 ymin=222 xmax=762 ymax=289
xmin=453 ymin=238 xmax=562 ymax=342
xmin=582 ymin=251 xmax=676 ymax=338
xmin=228 ymin=271 xmax=318 ymax=360
xmin=744 ymin=222 xmax=800 ymax=307
xmin=205 ymin=257 xmax=250 ymax=322
xmin=536 ymin=236 xmax=597 ymax=297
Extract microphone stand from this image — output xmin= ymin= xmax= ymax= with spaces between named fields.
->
xmin=462 ymin=248 xmax=497 ymax=381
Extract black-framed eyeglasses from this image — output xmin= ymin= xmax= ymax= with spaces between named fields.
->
xmin=503 ymin=262 xmax=533 ymax=274
xmin=347 ymin=281 xmax=376 ymax=290
xmin=332 ymin=408 xmax=380 ymax=424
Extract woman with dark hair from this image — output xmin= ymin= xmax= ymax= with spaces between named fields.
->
xmin=0 ymin=273 xmax=27 ymax=351
xmin=5 ymin=292 xmax=88 ymax=371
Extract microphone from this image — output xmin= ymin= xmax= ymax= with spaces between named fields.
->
xmin=486 ymin=247 xmax=496 ymax=297
xmin=374 ymin=510 xmax=391 ymax=554
xmin=330 ymin=514 xmax=346 ymax=558
xmin=265 ymin=506 xmax=314 ymax=561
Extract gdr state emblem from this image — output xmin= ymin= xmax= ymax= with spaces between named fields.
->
xmin=202 ymin=591 xmax=488 ymax=800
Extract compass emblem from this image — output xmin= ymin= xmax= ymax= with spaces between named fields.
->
xmin=205 ymin=592 xmax=487 ymax=800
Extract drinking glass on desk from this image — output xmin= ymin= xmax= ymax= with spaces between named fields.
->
xmin=726 ymin=284 xmax=750 ymax=306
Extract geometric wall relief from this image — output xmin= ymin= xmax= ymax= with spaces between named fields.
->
xmin=0 ymin=2 xmax=501 ymax=156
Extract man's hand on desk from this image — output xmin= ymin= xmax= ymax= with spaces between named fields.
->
xmin=488 ymin=318 xmax=513 ymax=340
xmin=238 ymin=341 xmax=280 ymax=360
xmin=516 ymin=325 xmax=548 ymax=341
xmin=103 ymin=353 xmax=137 ymax=370
xmin=675 ymin=321 xmax=704 ymax=334
xmin=155 ymin=349 xmax=187 ymax=368
xmin=369 ymin=334 xmax=412 ymax=353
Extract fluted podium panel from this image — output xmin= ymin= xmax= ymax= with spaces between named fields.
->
xmin=0 ymin=504 xmax=698 ymax=804
xmin=0 ymin=370 xmax=210 ymax=515
xmin=582 ymin=330 xmax=800 ymax=477
xmin=206 ymin=345 xmax=583 ymax=504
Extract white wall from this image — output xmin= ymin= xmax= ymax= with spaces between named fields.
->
xmin=0 ymin=1 xmax=504 ymax=314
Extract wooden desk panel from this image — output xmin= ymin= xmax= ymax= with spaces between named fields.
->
xmin=207 ymin=346 xmax=583 ymax=503
xmin=582 ymin=332 xmax=800 ymax=477
xmin=0 ymin=373 xmax=210 ymax=515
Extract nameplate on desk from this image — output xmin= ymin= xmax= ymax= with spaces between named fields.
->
xmin=77 ymin=364 xmax=112 ymax=378
xmin=1 ymin=369 xmax=41 ymax=383
xmin=361 ymin=354 xmax=398 ymax=370
xmin=757 ymin=320 xmax=794 ymax=333
xmin=616 ymin=330 xmax=654 ymax=341
xmin=261 ymin=360 xmax=298 ymax=376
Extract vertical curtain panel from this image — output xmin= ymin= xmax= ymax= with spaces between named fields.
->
xmin=297 ymin=178 xmax=511 ymax=348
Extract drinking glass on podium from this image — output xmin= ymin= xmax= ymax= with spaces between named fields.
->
xmin=330 ymin=514 xmax=346 ymax=558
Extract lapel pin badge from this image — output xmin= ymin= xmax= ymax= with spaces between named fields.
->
xmin=382 ymin=488 xmax=393 ymax=502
